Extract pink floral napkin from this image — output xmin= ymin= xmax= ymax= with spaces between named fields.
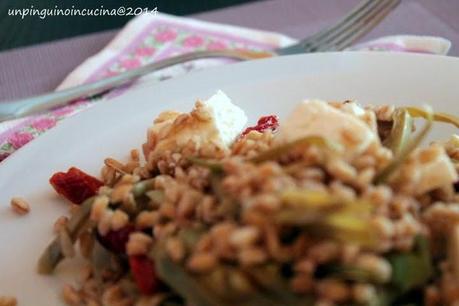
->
xmin=0 ymin=13 xmax=451 ymax=162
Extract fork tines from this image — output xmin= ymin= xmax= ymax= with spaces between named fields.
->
xmin=278 ymin=0 xmax=400 ymax=54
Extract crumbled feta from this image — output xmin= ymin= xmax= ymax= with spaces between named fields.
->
xmin=406 ymin=144 xmax=457 ymax=195
xmin=143 ymin=91 xmax=247 ymax=159
xmin=339 ymin=101 xmax=367 ymax=117
xmin=201 ymin=90 xmax=248 ymax=148
xmin=444 ymin=134 xmax=459 ymax=152
xmin=275 ymin=99 xmax=379 ymax=158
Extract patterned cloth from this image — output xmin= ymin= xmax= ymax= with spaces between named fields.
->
xmin=0 ymin=13 xmax=451 ymax=162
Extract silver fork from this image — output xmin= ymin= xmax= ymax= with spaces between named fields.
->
xmin=0 ymin=0 xmax=399 ymax=122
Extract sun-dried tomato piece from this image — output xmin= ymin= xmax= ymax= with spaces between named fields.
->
xmin=241 ymin=115 xmax=279 ymax=137
xmin=49 ymin=167 xmax=104 ymax=204
xmin=129 ymin=255 xmax=160 ymax=295
xmin=98 ymin=224 xmax=135 ymax=254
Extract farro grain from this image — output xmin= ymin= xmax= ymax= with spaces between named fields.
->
xmin=425 ymin=285 xmax=441 ymax=306
xmin=130 ymin=149 xmax=140 ymax=161
xmin=111 ymin=184 xmax=133 ymax=204
xmin=440 ymin=268 xmax=459 ymax=304
xmin=210 ymin=223 xmax=236 ymax=259
xmin=371 ymin=216 xmax=395 ymax=240
xmin=164 ymin=186 xmax=180 ymax=203
xmin=355 ymin=254 xmax=392 ymax=283
xmin=81 ymin=279 xmax=100 ymax=301
xmin=176 ymin=191 xmax=198 ymax=219
xmin=352 ymin=284 xmax=376 ymax=303
xmin=118 ymin=173 xmax=140 ymax=184
xmin=195 ymin=234 xmax=213 ymax=253
xmin=290 ymin=274 xmax=313 ymax=294
xmin=249 ymin=193 xmax=281 ymax=212
xmin=90 ymin=195 xmax=109 ymax=222
xmin=122 ymin=193 xmax=137 ymax=213
xmin=229 ymin=226 xmax=260 ymax=249
xmin=79 ymin=265 xmax=93 ymax=283
xmin=124 ymin=161 xmax=140 ymax=174
xmin=393 ymin=236 xmax=415 ymax=252
xmin=62 ymin=284 xmax=81 ymax=306
xmin=227 ymin=270 xmax=254 ymax=295
xmin=294 ymin=258 xmax=316 ymax=275
xmin=104 ymin=158 xmax=128 ymax=174
xmin=241 ymin=210 xmax=267 ymax=228
xmin=110 ymin=209 xmax=129 ymax=231
xmin=200 ymin=195 xmax=216 ymax=223
xmin=173 ymin=166 xmax=186 ymax=180
xmin=97 ymin=210 xmax=114 ymax=236
xmin=363 ymin=185 xmax=392 ymax=211
xmin=316 ymin=279 xmax=350 ymax=303
xmin=423 ymin=203 xmax=459 ymax=235
xmin=53 ymin=215 xmax=69 ymax=233
xmin=329 ymin=181 xmax=356 ymax=202
xmin=101 ymin=285 xmax=127 ymax=306
xmin=158 ymin=201 xmax=176 ymax=220
xmin=353 ymin=154 xmax=376 ymax=170
xmin=10 ymin=197 xmax=30 ymax=215
xmin=98 ymin=186 xmax=112 ymax=196
xmin=237 ymin=247 xmax=267 ymax=266
xmin=291 ymin=235 xmax=309 ymax=260
xmin=187 ymin=252 xmax=217 ymax=273
xmin=294 ymin=167 xmax=325 ymax=181
xmin=166 ymin=237 xmax=185 ymax=263
xmin=355 ymin=167 xmax=375 ymax=187
xmin=136 ymin=211 xmax=159 ymax=229
xmin=101 ymin=165 xmax=117 ymax=185
xmin=153 ymin=222 xmax=177 ymax=240
xmin=326 ymin=159 xmax=357 ymax=184
xmin=340 ymin=244 xmax=361 ymax=264
xmin=307 ymin=241 xmax=340 ymax=264
xmin=264 ymin=224 xmax=291 ymax=262
xmin=126 ymin=232 xmax=153 ymax=256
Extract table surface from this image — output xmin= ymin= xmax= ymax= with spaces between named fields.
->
xmin=1 ymin=0 xmax=458 ymax=101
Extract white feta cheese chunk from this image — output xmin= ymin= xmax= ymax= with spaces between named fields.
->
xmin=201 ymin=90 xmax=248 ymax=148
xmin=275 ymin=99 xmax=379 ymax=157
xmin=143 ymin=91 xmax=247 ymax=160
xmin=339 ymin=101 xmax=366 ymax=117
xmin=409 ymin=144 xmax=457 ymax=195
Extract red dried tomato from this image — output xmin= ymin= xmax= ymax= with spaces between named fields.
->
xmin=98 ymin=224 xmax=135 ymax=254
xmin=241 ymin=115 xmax=279 ymax=137
xmin=49 ymin=167 xmax=104 ymax=204
xmin=129 ymin=255 xmax=160 ymax=295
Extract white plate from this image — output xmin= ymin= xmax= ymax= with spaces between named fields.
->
xmin=1 ymin=52 xmax=459 ymax=304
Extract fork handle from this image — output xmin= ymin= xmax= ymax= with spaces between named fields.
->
xmin=0 ymin=49 xmax=273 ymax=122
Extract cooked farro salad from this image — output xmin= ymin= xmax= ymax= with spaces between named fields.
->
xmin=37 ymin=90 xmax=459 ymax=306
